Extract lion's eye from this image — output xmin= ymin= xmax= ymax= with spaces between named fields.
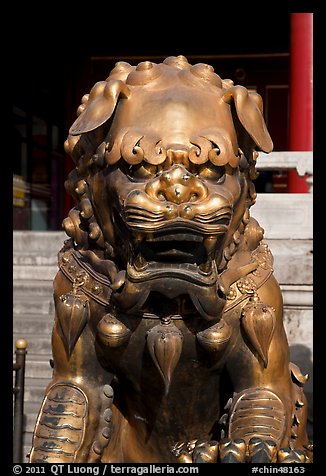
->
xmin=197 ymin=164 xmax=225 ymax=183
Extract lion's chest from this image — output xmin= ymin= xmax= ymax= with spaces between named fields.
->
xmin=97 ymin=314 xmax=232 ymax=441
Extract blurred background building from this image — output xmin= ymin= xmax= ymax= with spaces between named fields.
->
xmin=13 ymin=12 xmax=312 ymax=231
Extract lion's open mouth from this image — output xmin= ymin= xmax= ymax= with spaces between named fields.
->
xmin=111 ymin=203 xmax=231 ymax=284
xmin=111 ymin=207 xmax=230 ymax=318
xmin=112 ymin=213 xmax=230 ymax=317
xmin=127 ymin=225 xmax=227 ymax=285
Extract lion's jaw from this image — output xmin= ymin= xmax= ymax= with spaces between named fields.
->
xmin=99 ymin=161 xmax=245 ymax=320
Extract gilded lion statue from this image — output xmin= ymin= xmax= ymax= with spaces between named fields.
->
xmin=30 ymin=56 xmax=312 ymax=463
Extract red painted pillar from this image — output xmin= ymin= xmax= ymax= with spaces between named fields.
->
xmin=288 ymin=13 xmax=313 ymax=192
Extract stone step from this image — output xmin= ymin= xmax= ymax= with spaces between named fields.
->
xmin=13 ymin=251 xmax=59 ymax=267
xmin=14 ymin=390 xmax=47 ymax=461
xmin=254 ymin=193 xmax=312 ymax=240
xmin=13 ymin=314 xmax=54 ymax=335
xmin=22 ymin=427 xmax=34 ymax=462
xmin=24 ymin=402 xmax=42 ymax=433
xmin=26 ymin=353 xmax=52 ymax=362
xmin=24 ymin=378 xmax=49 ymax=403
xmin=266 ymin=239 xmax=313 ymax=285
xmin=281 ymin=285 xmax=313 ymax=308
xmin=22 ymin=395 xmax=46 ymax=461
xmin=13 ymin=295 xmax=54 ymax=316
xmin=23 ymin=444 xmax=32 ymax=463
xmin=13 ymin=280 xmax=54 ymax=297
xmin=13 ymin=231 xmax=66 ymax=253
xmin=13 ymin=265 xmax=58 ymax=281
xmin=24 ymin=358 xmax=53 ymax=379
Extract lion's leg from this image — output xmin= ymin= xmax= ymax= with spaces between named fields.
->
xmin=221 ymin=277 xmax=311 ymax=462
xmin=29 ymin=318 xmax=114 ymax=463
xmin=178 ymin=276 xmax=312 ymax=463
xmin=29 ymin=274 xmax=114 ymax=463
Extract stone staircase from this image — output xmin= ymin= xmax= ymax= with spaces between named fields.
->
xmin=13 ymin=231 xmax=66 ymax=461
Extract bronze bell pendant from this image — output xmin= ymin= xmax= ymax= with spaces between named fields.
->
xmin=57 ymin=278 xmax=90 ymax=359
xmin=146 ymin=318 xmax=183 ymax=396
xmin=241 ymin=292 xmax=276 ymax=368
xmin=196 ymin=319 xmax=232 ymax=353
xmin=97 ymin=313 xmax=131 ymax=347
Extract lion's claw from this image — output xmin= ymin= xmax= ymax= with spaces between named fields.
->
xmin=248 ymin=437 xmax=277 ymax=463
xmin=277 ymin=448 xmax=306 ymax=463
xmin=192 ymin=440 xmax=219 ymax=463
xmin=219 ymin=438 xmax=246 ymax=463
xmin=173 ymin=437 xmax=312 ymax=463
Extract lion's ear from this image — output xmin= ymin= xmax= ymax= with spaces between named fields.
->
xmin=69 ymin=80 xmax=130 ymax=136
xmin=222 ymin=85 xmax=273 ymax=153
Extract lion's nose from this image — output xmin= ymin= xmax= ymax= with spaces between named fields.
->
xmin=145 ymin=164 xmax=208 ymax=205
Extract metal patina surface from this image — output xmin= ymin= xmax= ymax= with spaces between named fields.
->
xmin=30 ymin=56 xmax=312 ymax=463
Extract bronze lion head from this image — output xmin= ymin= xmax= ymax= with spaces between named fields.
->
xmin=63 ymin=55 xmax=272 ymax=320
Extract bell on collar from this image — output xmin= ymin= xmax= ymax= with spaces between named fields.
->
xmin=57 ymin=279 xmax=90 ymax=359
xmin=97 ymin=313 xmax=131 ymax=347
xmin=196 ymin=318 xmax=232 ymax=353
xmin=146 ymin=318 xmax=184 ymax=396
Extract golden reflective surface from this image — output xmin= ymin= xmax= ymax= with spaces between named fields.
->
xmin=30 ymin=56 xmax=312 ymax=463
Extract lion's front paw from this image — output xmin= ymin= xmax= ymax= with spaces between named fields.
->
xmin=172 ymin=439 xmax=219 ymax=463
xmin=277 ymin=446 xmax=313 ymax=464
xmin=172 ymin=437 xmax=312 ymax=463
xmin=220 ymin=437 xmax=311 ymax=463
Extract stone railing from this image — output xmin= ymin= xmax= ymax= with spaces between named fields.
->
xmin=256 ymin=151 xmax=313 ymax=192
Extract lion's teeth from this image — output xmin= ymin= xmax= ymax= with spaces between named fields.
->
xmin=198 ymin=236 xmax=218 ymax=274
xmin=203 ymin=236 xmax=218 ymax=256
xmin=148 ymin=233 xmax=203 ymax=242
xmin=199 ymin=261 xmax=213 ymax=274
xmin=134 ymin=253 xmax=148 ymax=271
